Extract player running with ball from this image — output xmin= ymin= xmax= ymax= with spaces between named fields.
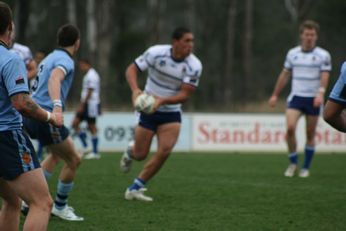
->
xmin=120 ymin=27 xmax=202 ymax=202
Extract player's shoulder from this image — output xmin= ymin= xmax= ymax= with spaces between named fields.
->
xmin=340 ymin=61 xmax=346 ymax=73
xmin=12 ymin=42 xmax=31 ymax=53
xmin=186 ymin=53 xmax=202 ymax=71
xmin=314 ymin=46 xmax=331 ymax=57
xmin=146 ymin=44 xmax=171 ymax=56
xmin=86 ymin=68 xmax=100 ymax=80
xmin=1 ymin=46 xmax=23 ymax=65
xmin=287 ymin=46 xmax=301 ymax=56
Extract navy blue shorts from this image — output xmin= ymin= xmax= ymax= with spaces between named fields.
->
xmin=76 ymin=103 xmax=100 ymax=123
xmin=139 ymin=111 xmax=181 ymax=132
xmin=23 ymin=117 xmax=69 ymax=146
xmin=287 ymin=95 xmax=320 ymax=116
xmin=0 ymin=129 xmax=40 ymax=180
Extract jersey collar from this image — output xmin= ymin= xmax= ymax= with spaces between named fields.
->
xmin=170 ymin=48 xmax=185 ymax=63
xmin=56 ymin=47 xmax=73 ymax=58
xmin=301 ymin=46 xmax=316 ymax=53
xmin=0 ymin=40 xmax=9 ymax=49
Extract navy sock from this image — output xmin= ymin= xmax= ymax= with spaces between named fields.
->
xmin=91 ymin=136 xmax=98 ymax=154
xmin=78 ymin=131 xmax=88 ymax=148
xmin=129 ymin=178 xmax=145 ymax=191
xmin=288 ymin=152 xmax=298 ymax=164
xmin=303 ymin=145 xmax=315 ymax=169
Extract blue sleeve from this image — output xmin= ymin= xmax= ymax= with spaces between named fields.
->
xmin=3 ymin=57 xmax=29 ymax=97
xmin=328 ymin=62 xmax=346 ymax=104
xmin=55 ymin=58 xmax=74 ymax=75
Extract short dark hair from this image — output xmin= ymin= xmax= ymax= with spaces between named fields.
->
xmin=299 ymin=20 xmax=320 ymax=35
xmin=0 ymin=2 xmax=12 ymax=35
xmin=171 ymin=27 xmax=191 ymax=40
xmin=57 ymin=24 xmax=80 ymax=47
xmin=79 ymin=58 xmax=91 ymax=65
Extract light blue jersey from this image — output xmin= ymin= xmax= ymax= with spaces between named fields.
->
xmin=31 ymin=48 xmax=74 ymax=111
xmin=0 ymin=42 xmax=29 ymax=131
xmin=328 ymin=62 xmax=346 ymax=105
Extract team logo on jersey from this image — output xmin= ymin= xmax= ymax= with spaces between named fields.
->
xmin=22 ymin=152 xmax=31 ymax=165
xmin=159 ymin=60 xmax=166 ymax=67
xmin=15 ymin=76 xmax=25 ymax=85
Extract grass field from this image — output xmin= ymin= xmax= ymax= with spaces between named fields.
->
xmin=19 ymin=152 xmax=346 ymax=231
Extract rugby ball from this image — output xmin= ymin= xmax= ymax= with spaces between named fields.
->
xmin=134 ymin=93 xmax=156 ymax=114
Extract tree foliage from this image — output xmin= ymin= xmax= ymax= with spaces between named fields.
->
xmin=5 ymin=0 xmax=346 ymax=112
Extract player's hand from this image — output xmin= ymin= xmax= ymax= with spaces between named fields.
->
xmin=49 ymin=111 xmax=64 ymax=127
xmin=268 ymin=95 xmax=277 ymax=107
xmin=132 ymin=89 xmax=142 ymax=107
xmin=152 ymin=96 xmax=163 ymax=113
xmin=313 ymin=94 xmax=324 ymax=107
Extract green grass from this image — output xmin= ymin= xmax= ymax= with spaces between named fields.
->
xmin=20 ymin=152 xmax=346 ymax=231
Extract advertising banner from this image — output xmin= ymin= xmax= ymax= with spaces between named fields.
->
xmin=192 ymin=113 xmax=346 ymax=152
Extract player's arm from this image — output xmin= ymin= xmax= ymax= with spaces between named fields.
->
xmin=154 ymin=83 xmax=196 ymax=110
xmin=268 ymin=68 xmax=291 ymax=107
xmin=48 ymin=67 xmax=65 ymax=113
xmin=10 ymin=93 xmax=62 ymax=127
xmin=323 ymin=100 xmax=346 ymax=132
xmin=314 ymin=71 xmax=330 ymax=107
xmin=126 ymin=63 xmax=142 ymax=105
xmin=26 ymin=59 xmax=38 ymax=80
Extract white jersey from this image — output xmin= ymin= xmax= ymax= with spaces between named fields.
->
xmin=81 ymin=68 xmax=100 ymax=104
xmin=284 ymin=46 xmax=331 ymax=98
xmin=134 ymin=44 xmax=202 ymax=112
xmin=10 ymin=42 xmax=33 ymax=65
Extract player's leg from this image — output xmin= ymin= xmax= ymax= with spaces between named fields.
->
xmin=125 ymin=123 xmax=180 ymax=202
xmin=72 ymin=109 xmax=89 ymax=153
xmin=47 ymin=136 xmax=83 ymax=221
xmin=7 ymin=169 xmax=53 ymax=231
xmin=120 ymin=125 xmax=155 ymax=172
xmin=284 ymin=108 xmax=302 ymax=177
xmin=84 ymin=119 xmax=100 ymax=159
xmin=300 ymin=115 xmax=319 ymax=177
xmin=0 ymin=178 xmax=21 ymax=231
xmin=139 ymin=122 xmax=180 ymax=181
xmin=41 ymin=153 xmax=60 ymax=179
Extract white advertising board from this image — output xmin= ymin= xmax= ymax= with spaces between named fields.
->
xmin=192 ymin=113 xmax=346 ymax=152
xmin=63 ymin=112 xmax=192 ymax=152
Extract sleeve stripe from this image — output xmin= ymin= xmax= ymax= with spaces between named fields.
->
xmin=134 ymin=61 xmax=143 ymax=72
xmin=9 ymin=90 xmax=30 ymax=97
xmin=56 ymin=65 xmax=67 ymax=75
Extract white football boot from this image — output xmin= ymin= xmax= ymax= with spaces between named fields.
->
xmin=52 ymin=205 xmax=84 ymax=221
xmin=84 ymin=152 xmax=101 ymax=160
xmin=120 ymin=141 xmax=134 ymax=173
xmin=284 ymin=164 xmax=297 ymax=177
xmin=299 ymin=169 xmax=310 ymax=178
xmin=21 ymin=200 xmax=29 ymax=215
xmin=125 ymin=188 xmax=153 ymax=202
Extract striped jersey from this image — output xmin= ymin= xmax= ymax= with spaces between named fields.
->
xmin=0 ymin=42 xmax=29 ymax=131
xmin=134 ymin=44 xmax=202 ymax=112
xmin=31 ymin=49 xmax=75 ymax=111
xmin=284 ymin=46 xmax=331 ymax=98
xmin=81 ymin=68 xmax=100 ymax=104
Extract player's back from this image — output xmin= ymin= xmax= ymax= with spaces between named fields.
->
xmin=0 ymin=44 xmax=29 ymax=131
xmin=81 ymin=68 xmax=100 ymax=103
xmin=31 ymin=49 xmax=75 ymax=111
